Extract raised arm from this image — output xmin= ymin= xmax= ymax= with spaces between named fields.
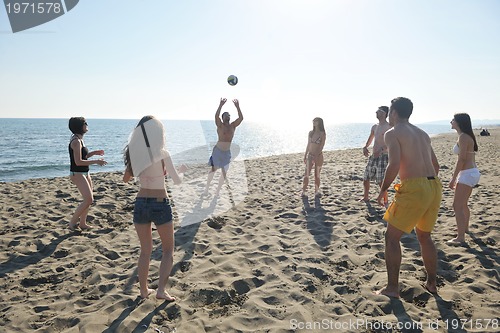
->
xmin=215 ymin=98 xmax=227 ymax=127
xmin=231 ymin=99 xmax=244 ymax=127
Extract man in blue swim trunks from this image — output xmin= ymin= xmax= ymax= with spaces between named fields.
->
xmin=204 ymin=98 xmax=243 ymax=196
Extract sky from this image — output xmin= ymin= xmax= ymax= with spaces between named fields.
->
xmin=0 ymin=0 xmax=499 ymax=124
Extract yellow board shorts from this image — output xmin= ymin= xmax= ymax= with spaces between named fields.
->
xmin=384 ymin=177 xmax=442 ymax=234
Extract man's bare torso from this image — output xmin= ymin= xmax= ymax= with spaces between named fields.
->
xmin=216 ymin=123 xmax=235 ymax=151
xmin=373 ymin=122 xmax=391 ymax=156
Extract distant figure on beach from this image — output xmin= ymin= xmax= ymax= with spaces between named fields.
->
xmin=375 ymin=97 xmax=442 ymax=298
xmin=203 ymin=98 xmax=243 ymax=196
xmin=302 ymin=117 xmax=326 ymax=197
xmin=448 ymin=113 xmax=480 ymax=245
xmin=480 ymin=128 xmax=490 ymax=136
xmin=68 ymin=117 xmax=107 ymax=231
xmin=123 ymin=116 xmax=186 ymax=300
xmin=360 ymin=106 xmax=391 ymax=205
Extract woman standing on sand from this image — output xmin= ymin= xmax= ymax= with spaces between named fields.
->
xmin=449 ymin=113 xmax=480 ymax=244
xmin=68 ymin=117 xmax=107 ymax=230
xmin=302 ymin=117 xmax=326 ymax=197
xmin=123 ymin=116 xmax=186 ymax=300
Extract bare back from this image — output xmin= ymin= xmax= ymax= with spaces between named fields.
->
xmin=386 ymin=123 xmax=438 ymax=180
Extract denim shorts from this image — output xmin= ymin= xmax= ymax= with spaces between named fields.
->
xmin=133 ymin=197 xmax=173 ymax=225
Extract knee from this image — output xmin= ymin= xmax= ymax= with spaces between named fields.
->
xmin=140 ymin=247 xmax=152 ymax=257
xmin=384 ymin=233 xmax=399 ymax=247
xmin=452 ymin=200 xmax=462 ymax=212
xmin=83 ymin=195 xmax=94 ymax=207
xmin=162 ymin=250 xmax=173 ymax=262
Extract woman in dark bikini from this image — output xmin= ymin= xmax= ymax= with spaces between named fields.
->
xmin=68 ymin=117 xmax=107 ymax=230
xmin=302 ymin=117 xmax=326 ymax=197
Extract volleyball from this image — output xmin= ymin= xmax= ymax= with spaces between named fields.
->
xmin=227 ymin=75 xmax=238 ymax=86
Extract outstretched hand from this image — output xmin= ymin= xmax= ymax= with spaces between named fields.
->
xmin=219 ymin=98 xmax=227 ymax=107
xmin=233 ymin=99 xmax=240 ymax=108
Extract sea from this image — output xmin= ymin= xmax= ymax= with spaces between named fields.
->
xmin=0 ymin=118 xmax=453 ymax=183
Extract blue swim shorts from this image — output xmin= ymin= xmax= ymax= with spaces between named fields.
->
xmin=208 ymin=145 xmax=231 ymax=170
xmin=133 ymin=197 xmax=173 ymax=225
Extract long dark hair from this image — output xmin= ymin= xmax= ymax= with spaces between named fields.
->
xmin=454 ymin=113 xmax=478 ymax=152
xmin=123 ymin=115 xmax=155 ymax=175
xmin=311 ymin=117 xmax=325 ymax=132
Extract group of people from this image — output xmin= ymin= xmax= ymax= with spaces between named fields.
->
xmin=67 ymin=99 xmax=243 ymax=300
xmin=67 ymin=96 xmax=481 ymax=300
xmin=360 ymin=99 xmax=480 ymax=297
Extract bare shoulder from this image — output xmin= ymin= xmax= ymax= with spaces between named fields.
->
xmin=70 ymin=137 xmax=81 ymax=148
xmin=458 ymin=132 xmax=473 ymax=144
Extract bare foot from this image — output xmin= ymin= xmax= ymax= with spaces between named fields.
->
xmin=358 ymin=197 xmax=370 ymax=202
xmin=422 ymin=283 xmax=438 ymax=294
xmin=447 ymin=238 xmax=466 ymax=245
xmin=79 ymin=224 xmax=93 ymax=230
xmin=374 ymin=288 xmax=400 ymax=298
xmin=156 ymin=291 xmax=176 ymax=302
xmin=140 ymin=288 xmax=155 ymax=299
xmin=68 ymin=222 xmax=78 ymax=231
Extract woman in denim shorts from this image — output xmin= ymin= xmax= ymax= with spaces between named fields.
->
xmin=123 ymin=116 xmax=186 ymax=300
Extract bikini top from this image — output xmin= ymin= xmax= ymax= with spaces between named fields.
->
xmin=310 ymin=133 xmax=322 ymax=144
xmin=453 ymin=143 xmax=475 ymax=155
xmin=138 ymin=159 xmax=167 ymax=190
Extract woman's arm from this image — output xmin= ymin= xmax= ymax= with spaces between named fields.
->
xmin=71 ymin=140 xmax=106 ymax=166
xmin=87 ymin=149 xmax=105 ymax=158
xmin=450 ymin=135 xmax=468 ymax=187
xmin=164 ymin=156 xmax=186 ymax=185
xmin=123 ymin=169 xmax=133 ymax=183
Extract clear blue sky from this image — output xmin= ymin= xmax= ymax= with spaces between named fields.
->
xmin=1 ymin=0 xmax=499 ymax=124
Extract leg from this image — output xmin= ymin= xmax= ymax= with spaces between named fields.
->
xmin=314 ymin=153 xmax=323 ymax=195
xmin=79 ymin=175 xmax=94 ymax=228
xmin=450 ymin=183 xmax=473 ymax=243
xmin=204 ymin=166 xmax=217 ymax=194
xmin=302 ymin=158 xmax=313 ymax=195
xmin=416 ymin=228 xmax=438 ymax=293
xmin=215 ymin=167 xmax=228 ymax=195
xmin=360 ymin=179 xmax=370 ymax=202
xmin=69 ymin=174 xmax=93 ymax=229
xmin=134 ymin=223 xmax=155 ymax=298
xmin=156 ymin=222 xmax=176 ymax=301
xmin=376 ymin=223 xmax=404 ymax=298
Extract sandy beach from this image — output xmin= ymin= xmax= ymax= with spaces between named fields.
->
xmin=0 ymin=129 xmax=498 ymax=333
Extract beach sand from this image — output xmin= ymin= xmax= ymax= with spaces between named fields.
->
xmin=0 ymin=129 xmax=498 ymax=332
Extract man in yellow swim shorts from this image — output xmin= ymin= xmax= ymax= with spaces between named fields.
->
xmin=375 ymin=97 xmax=442 ymax=298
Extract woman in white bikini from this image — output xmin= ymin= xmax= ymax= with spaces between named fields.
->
xmin=123 ymin=116 xmax=186 ymax=300
xmin=302 ymin=117 xmax=326 ymax=197
xmin=449 ymin=113 xmax=480 ymax=244
xmin=68 ymin=117 xmax=107 ymax=231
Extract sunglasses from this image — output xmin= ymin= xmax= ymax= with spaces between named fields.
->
xmin=84 ymin=122 xmax=88 ymax=125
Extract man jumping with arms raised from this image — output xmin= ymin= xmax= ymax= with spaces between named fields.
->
xmin=376 ymin=97 xmax=442 ymax=298
xmin=204 ymin=98 xmax=243 ymax=197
